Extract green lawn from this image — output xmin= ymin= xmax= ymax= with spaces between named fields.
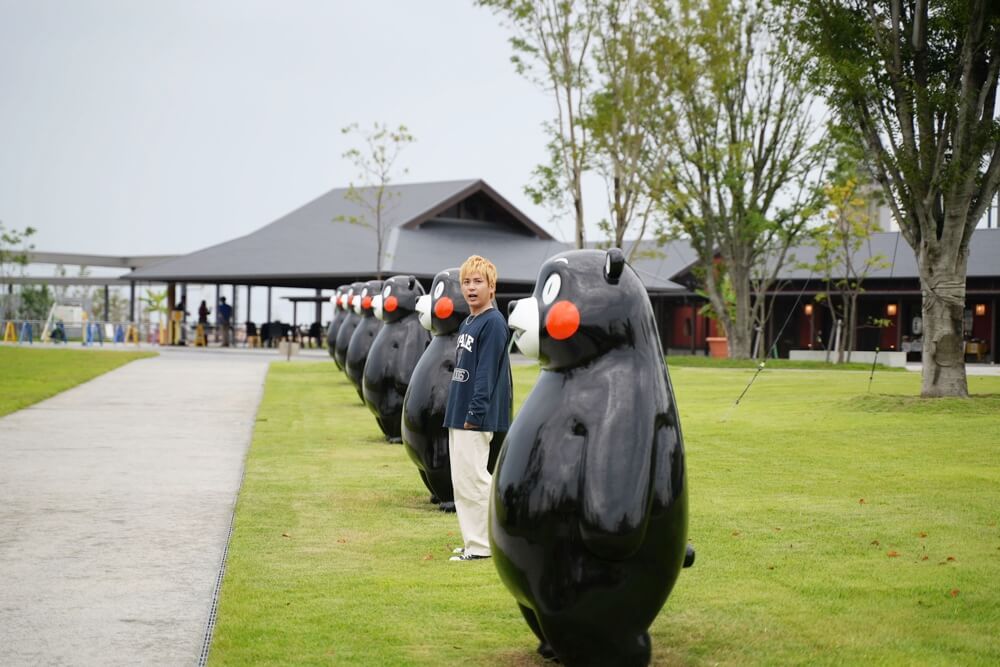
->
xmin=210 ymin=362 xmax=1000 ymax=666
xmin=0 ymin=345 xmax=156 ymax=417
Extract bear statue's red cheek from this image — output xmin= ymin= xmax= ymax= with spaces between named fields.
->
xmin=362 ymin=296 xmax=373 ymax=310
xmin=434 ymin=296 xmax=454 ymax=319
xmin=546 ymin=301 xmax=580 ymax=340
xmin=384 ymin=296 xmax=398 ymax=312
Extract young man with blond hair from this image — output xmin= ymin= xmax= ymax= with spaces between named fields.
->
xmin=443 ymin=255 xmax=512 ymax=561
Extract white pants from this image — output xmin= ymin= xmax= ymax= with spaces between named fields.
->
xmin=448 ymin=428 xmax=493 ymax=557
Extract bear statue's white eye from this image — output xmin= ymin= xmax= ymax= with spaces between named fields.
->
xmin=383 ymin=285 xmax=391 ymax=298
xmin=362 ymin=288 xmax=368 ymax=298
xmin=433 ymin=281 xmax=445 ymax=299
xmin=541 ymin=273 xmax=561 ymax=305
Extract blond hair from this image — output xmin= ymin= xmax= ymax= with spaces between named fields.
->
xmin=459 ymin=255 xmax=498 ymax=289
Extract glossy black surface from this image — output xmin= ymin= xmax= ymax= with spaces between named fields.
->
xmin=491 ymin=249 xmax=689 ymax=667
xmin=363 ymin=276 xmax=430 ymax=440
xmin=345 ymin=280 xmax=384 ymax=402
xmin=334 ymin=282 xmax=366 ymax=370
xmin=400 ymin=268 xmax=467 ymax=502
xmin=326 ymin=285 xmax=351 ymax=364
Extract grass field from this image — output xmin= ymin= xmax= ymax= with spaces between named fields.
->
xmin=0 ymin=345 xmax=156 ymax=417
xmin=210 ymin=361 xmax=1000 ymax=666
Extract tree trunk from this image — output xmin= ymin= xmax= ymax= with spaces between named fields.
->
xmin=728 ymin=266 xmax=754 ymax=359
xmin=573 ymin=166 xmax=585 ymax=249
xmin=845 ymin=293 xmax=858 ymax=363
xmin=919 ymin=266 xmax=969 ymax=397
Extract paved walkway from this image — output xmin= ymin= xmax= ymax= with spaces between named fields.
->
xmin=0 ymin=348 xmax=284 ymax=666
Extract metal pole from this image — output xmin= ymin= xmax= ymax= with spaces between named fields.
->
xmin=129 ymin=282 xmax=135 ymax=322
xmin=267 ymin=286 xmax=272 ymax=322
xmin=103 ymin=284 xmax=110 ymax=323
xmin=247 ymin=285 xmax=252 ymax=325
xmin=315 ymin=288 xmax=322 ymax=326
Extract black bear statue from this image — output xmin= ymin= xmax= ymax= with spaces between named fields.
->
xmin=326 ymin=284 xmax=351 ymax=364
xmin=345 ymin=280 xmax=384 ymax=403
xmin=492 ymin=248 xmax=690 ymax=667
xmin=362 ymin=275 xmax=430 ymax=443
xmin=334 ymin=282 xmax=365 ymax=371
xmin=400 ymin=267 xmax=469 ymax=511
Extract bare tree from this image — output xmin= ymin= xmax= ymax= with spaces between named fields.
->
xmin=794 ymin=0 xmax=1000 ymax=397
xmin=336 ymin=123 xmax=415 ymax=279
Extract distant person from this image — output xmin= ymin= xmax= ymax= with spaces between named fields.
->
xmin=174 ymin=298 xmax=188 ymax=345
xmin=308 ymin=321 xmax=323 ymax=348
xmin=218 ymin=297 xmax=233 ymax=347
xmin=198 ymin=300 xmax=211 ymax=326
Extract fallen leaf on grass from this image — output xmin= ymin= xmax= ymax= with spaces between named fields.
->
xmin=281 ymin=533 xmax=291 ymax=538
xmin=949 ymin=589 xmax=960 ymax=598
xmin=918 ymin=531 xmax=928 ymax=538
xmin=887 ymin=550 xmax=901 ymax=558
xmin=859 ymin=498 xmax=866 ymax=504
xmin=946 ymin=556 xmax=956 ymax=562
xmin=921 ymin=555 xmax=929 ymax=561
xmin=731 ymin=530 xmax=741 ymax=537
xmin=336 ymin=538 xmax=347 ymax=543
xmin=422 ymin=554 xmax=434 ymax=561
xmin=871 ymin=540 xmax=881 ymax=547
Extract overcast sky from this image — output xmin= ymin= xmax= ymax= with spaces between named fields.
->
xmin=0 ymin=0 xmax=599 ymax=262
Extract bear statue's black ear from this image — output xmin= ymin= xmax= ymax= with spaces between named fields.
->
xmin=408 ymin=276 xmax=416 ymax=290
xmin=605 ymin=248 xmax=625 ymax=284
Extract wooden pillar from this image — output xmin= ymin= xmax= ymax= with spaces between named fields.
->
xmin=267 ymin=286 xmax=272 ymax=322
xmin=247 ymin=285 xmax=253 ymax=324
xmin=315 ymin=288 xmax=322 ymax=325
xmin=103 ymin=284 xmax=110 ymax=322
xmin=129 ymin=282 xmax=136 ymax=322
xmin=991 ymin=297 xmax=997 ymax=364
xmin=166 ymin=283 xmax=176 ymax=318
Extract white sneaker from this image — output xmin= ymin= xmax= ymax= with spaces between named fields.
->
xmin=449 ymin=553 xmax=490 ymax=562
xmin=452 ymin=547 xmax=464 ymax=554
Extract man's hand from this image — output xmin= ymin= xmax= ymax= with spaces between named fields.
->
xmin=464 ymin=422 xmax=476 ymax=430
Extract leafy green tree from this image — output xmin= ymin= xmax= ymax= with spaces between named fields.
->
xmin=141 ymin=289 xmax=169 ymax=325
xmin=336 ymin=122 xmax=415 ymax=279
xmin=792 ymin=0 xmax=1000 ymax=397
xmin=92 ymin=287 xmax=130 ymax=323
xmin=587 ymin=0 xmax=668 ymax=258
xmin=17 ymin=284 xmax=53 ymax=321
xmin=477 ymin=0 xmax=597 ymax=247
xmin=0 ymin=221 xmax=36 ymax=319
xmin=648 ymin=0 xmax=827 ymax=358
xmin=807 ymin=176 xmax=891 ymax=362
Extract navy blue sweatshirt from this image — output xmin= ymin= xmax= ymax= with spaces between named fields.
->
xmin=443 ymin=307 xmax=512 ymax=432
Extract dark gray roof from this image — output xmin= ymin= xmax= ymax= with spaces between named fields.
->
xmin=775 ymin=229 xmax=1000 ymax=280
xmin=126 ymin=179 xmax=552 ymax=286
xmin=623 ymin=239 xmax=698 ymax=290
xmin=124 ymin=178 xmax=686 ymax=291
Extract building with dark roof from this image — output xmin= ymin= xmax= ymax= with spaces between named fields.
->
xmin=119 ymin=179 xmax=998 ymax=361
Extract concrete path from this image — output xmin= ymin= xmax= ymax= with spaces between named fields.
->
xmin=0 ymin=348 xmax=280 ymax=666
